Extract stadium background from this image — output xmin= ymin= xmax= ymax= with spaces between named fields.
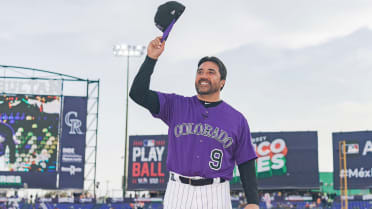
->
xmin=0 ymin=73 xmax=371 ymax=208
xmin=1 ymin=1 xmax=372 ymax=208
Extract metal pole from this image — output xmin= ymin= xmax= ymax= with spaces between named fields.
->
xmin=94 ymin=80 xmax=100 ymax=200
xmin=342 ymin=141 xmax=348 ymax=209
xmin=56 ymin=79 xmax=65 ymax=189
xmin=113 ymin=44 xmax=145 ymax=198
xmin=123 ymin=55 xmax=130 ymax=198
xmin=339 ymin=140 xmax=348 ymax=209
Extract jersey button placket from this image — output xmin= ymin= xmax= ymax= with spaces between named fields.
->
xmin=197 ymin=105 xmax=206 ymax=160
xmin=203 ymin=110 xmax=208 ymax=121
xmin=200 ymin=109 xmax=206 ymax=142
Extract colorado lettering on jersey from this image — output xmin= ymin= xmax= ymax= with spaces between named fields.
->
xmin=173 ymin=122 xmax=233 ymax=148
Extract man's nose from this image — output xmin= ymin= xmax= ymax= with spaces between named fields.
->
xmin=199 ymin=72 xmax=209 ymax=79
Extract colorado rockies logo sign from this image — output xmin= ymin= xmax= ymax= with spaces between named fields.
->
xmin=65 ymin=111 xmax=83 ymax=135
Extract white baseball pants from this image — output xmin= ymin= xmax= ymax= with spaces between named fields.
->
xmin=163 ymin=173 xmax=232 ymax=209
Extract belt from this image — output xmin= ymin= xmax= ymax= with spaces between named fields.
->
xmin=170 ymin=173 xmax=226 ymax=186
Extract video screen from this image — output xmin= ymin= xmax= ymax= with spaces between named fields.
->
xmin=0 ymin=94 xmax=60 ymax=173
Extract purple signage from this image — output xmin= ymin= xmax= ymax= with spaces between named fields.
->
xmin=58 ymin=96 xmax=87 ymax=189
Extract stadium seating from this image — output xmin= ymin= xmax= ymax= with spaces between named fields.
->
xmin=1 ymin=200 xmax=372 ymax=209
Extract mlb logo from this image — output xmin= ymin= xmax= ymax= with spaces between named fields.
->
xmin=143 ymin=139 xmax=155 ymax=147
xmin=345 ymin=144 xmax=359 ymax=154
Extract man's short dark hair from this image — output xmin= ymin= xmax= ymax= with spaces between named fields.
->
xmin=197 ymin=56 xmax=227 ymax=81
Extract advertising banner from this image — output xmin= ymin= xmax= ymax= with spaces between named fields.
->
xmin=127 ymin=135 xmax=168 ymax=190
xmin=127 ymin=132 xmax=319 ymax=190
xmin=58 ymin=96 xmax=87 ymax=189
xmin=230 ymin=131 xmax=319 ymax=190
xmin=333 ymin=131 xmax=372 ymax=189
xmin=0 ymin=94 xmax=60 ymax=189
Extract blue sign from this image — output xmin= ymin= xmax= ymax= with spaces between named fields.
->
xmin=333 ymin=131 xmax=372 ymax=189
xmin=58 ymin=96 xmax=87 ymax=189
xmin=127 ymin=135 xmax=168 ymax=190
xmin=231 ymin=131 xmax=319 ymax=190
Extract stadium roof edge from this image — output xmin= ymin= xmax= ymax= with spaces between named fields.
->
xmin=0 ymin=65 xmax=91 ymax=81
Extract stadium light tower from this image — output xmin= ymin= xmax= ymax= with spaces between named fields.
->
xmin=113 ymin=44 xmax=146 ymax=198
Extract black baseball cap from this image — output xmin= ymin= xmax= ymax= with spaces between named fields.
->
xmin=154 ymin=1 xmax=185 ymax=41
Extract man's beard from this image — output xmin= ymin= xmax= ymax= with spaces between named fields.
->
xmin=195 ymin=80 xmax=220 ymax=95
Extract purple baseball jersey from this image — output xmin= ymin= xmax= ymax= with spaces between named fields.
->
xmin=152 ymin=92 xmax=257 ymax=180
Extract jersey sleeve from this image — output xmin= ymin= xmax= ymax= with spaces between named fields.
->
xmin=151 ymin=91 xmax=176 ymax=125
xmin=234 ymin=116 xmax=257 ymax=165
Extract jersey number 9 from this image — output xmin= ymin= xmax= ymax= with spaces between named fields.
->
xmin=209 ymin=149 xmax=223 ymax=170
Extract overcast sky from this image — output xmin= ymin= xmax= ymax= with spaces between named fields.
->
xmin=1 ymin=0 xmax=372 ymax=197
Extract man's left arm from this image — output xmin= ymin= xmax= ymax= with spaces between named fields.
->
xmin=238 ymin=159 xmax=259 ymax=209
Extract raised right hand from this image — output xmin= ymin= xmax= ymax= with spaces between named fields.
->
xmin=147 ymin=36 xmax=165 ymax=60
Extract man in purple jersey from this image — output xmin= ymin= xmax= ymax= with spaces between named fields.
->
xmin=130 ymin=36 xmax=259 ymax=209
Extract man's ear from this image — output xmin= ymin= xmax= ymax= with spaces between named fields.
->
xmin=220 ymin=80 xmax=226 ymax=90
